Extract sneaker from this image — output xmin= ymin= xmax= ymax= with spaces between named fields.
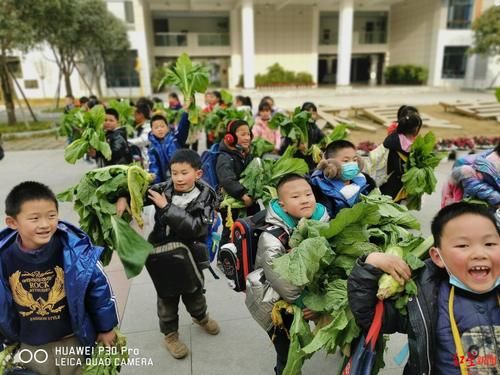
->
xmin=193 ymin=315 xmax=220 ymax=335
xmin=164 ymin=332 xmax=188 ymax=359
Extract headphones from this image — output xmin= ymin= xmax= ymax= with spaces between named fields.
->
xmin=224 ymin=120 xmax=238 ymax=147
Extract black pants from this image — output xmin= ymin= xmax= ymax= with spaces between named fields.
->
xmin=267 ymin=313 xmax=294 ymax=375
xmin=157 ymin=288 xmax=207 ymax=335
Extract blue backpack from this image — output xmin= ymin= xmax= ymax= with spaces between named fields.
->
xmin=201 ymin=143 xmax=220 ymax=189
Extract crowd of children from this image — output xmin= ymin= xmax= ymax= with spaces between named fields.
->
xmin=1 ymin=92 xmax=498 ymax=375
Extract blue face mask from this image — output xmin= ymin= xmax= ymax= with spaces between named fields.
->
xmin=436 ymin=250 xmax=500 ymax=294
xmin=341 ymin=162 xmax=360 ymax=181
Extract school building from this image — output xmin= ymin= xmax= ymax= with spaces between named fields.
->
xmin=9 ymin=0 xmax=500 ymax=99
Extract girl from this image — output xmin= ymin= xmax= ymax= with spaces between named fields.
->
xmin=252 ymin=102 xmax=281 ymax=152
xmin=168 ymin=92 xmax=182 ymax=110
xmin=235 ymin=95 xmax=252 ymax=112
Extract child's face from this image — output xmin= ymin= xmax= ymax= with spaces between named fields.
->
xmin=332 ymin=147 xmax=358 ymax=164
xmin=259 ymin=109 xmax=271 ymax=121
xmin=235 ymin=125 xmax=252 ymax=150
xmin=5 ymin=200 xmax=59 ymax=250
xmin=171 ymin=162 xmax=202 ymax=193
xmin=151 ymin=119 xmax=169 ymax=140
xmin=307 ymin=109 xmax=318 ymax=121
xmin=430 ymin=214 xmax=500 ymax=293
xmin=168 ymin=96 xmax=179 ymax=106
xmin=278 ymin=179 xmax=317 ymax=219
xmin=134 ymin=110 xmax=145 ymax=124
xmin=104 ymin=114 xmax=119 ymax=132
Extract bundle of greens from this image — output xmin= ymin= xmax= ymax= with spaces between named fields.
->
xmin=401 ymin=132 xmax=443 ymax=210
xmin=268 ymin=107 xmax=311 ymax=146
xmin=0 ymin=344 xmax=17 ymax=373
xmin=158 ymin=53 xmax=209 ymax=125
xmin=152 ymin=101 xmax=183 ymax=126
xmin=64 ymin=105 xmax=111 ymax=164
xmin=307 ymin=124 xmax=350 ymax=164
xmin=83 ymin=329 xmax=128 ymax=375
xmin=57 ymin=165 xmax=154 ymax=278
xmin=251 ymin=138 xmax=275 ymax=158
xmin=58 ymin=107 xmax=81 ymax=139
xmin=201 ymin=106 xmax=254 ymax=141
xmin=271 ymin=190 xmax=433 ymax=374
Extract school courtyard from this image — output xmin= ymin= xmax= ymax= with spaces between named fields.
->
xmin=1 ymin=87 xmax=497 ymax=374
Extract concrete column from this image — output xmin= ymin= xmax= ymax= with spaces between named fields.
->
xmin=369 ymin=54 xmax=379 ymax=86
xmin=229 ymin=8 xmax=242 ymax=88
xmin=241 ymin=0 xmax=255 ymax=89
xmin=336 ymin=0 xmax=354 ymax=86
xmin=311 ymin=5 xmax=320 ymax=85
xmin=134 ymin=0 xmax=153 ymax=96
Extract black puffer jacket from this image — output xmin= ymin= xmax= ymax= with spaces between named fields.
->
xmin=99 ymin=127 xmax=132 ymax=166
xmin=380 ymin=132 xmax=408 ymax=200
xmin=348 ymin=257 xmax=448 ymax=375
xmin=147 ymin=179 xmax=217 ymax=249
xmin=215 ymin=141 xmax=253 ymax=199
xmin=280 ymin=121 xmax=324 ymax=171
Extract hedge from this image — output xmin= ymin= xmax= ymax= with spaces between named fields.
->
xmin=384 ymin=64 xmax=428 ymax=85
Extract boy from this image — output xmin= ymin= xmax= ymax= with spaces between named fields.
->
xmin=93 ymin=107 xmax=132 ymax=167
xmin=148 ymin=111 xmax=190 ymax=184
xmin=0 ymin=181 xmax=118 ymax=374
xmin=117 ymin=149 xmax=220 ymax=360
xmin=311 ymin=140 xmax=375 ymax=217
xmin=348 ymin=202 xmax=499 ymax=374
xmin=245 ymin=174 xmax=330 ymax=375
xmin=128 ymin=102 xmax=152 ymax=168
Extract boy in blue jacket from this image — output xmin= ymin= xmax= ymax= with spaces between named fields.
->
xmin=148 ymin=112 xmax=190 ymax=184
xmin=348 ymin=202 xmax=499 ymax=374
xmin=311 ymin=140 xmax=375 ymax=217
xmin=0 ymin=181 xmax=119 ymax=374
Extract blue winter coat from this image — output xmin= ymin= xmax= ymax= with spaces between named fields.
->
xmin=460 ymin=149 xmax=500 ymax=206
xmin=0 ymin=221 xmax=119 ymax=347
xmin=148 ymin=112 xmax=190 ymax=184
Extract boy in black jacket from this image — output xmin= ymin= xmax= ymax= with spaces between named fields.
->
xmin=119 ymin=149 xmax=220 ymax=359
xmin=348 ymin=202 xmax=499 ymax=374
xmin=94 ymin=108 xmax=132 ymax=167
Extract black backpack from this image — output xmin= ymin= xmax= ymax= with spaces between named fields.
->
xmin=217 ymin=210 xmax=288 ymax=292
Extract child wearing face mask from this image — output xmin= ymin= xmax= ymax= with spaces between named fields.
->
xmin=252 ymin=102 xmax=281 ymax=152
xmin=379 ymin=108 xmax=422 ymax=201
xmin=348 ymin=202 xmax=500 ymax=375
xmin=310 ymin=140 xmax=375 ymax=217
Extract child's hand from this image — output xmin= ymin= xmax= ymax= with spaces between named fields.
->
xmin=242 ymin=194 xmax=253 ymax=207
xmin=148 ymin=189 xmax=168 ymax=209
xmin=183 ymin=97 xmax=193 ymax=110
xmin=365 ymin=252 xmax=411 ymax=285
xmin=303 ymin=308 xmax=319 ymax=321
xmin=116 ymin=197 xmax=131 ymax=216
xmin=97 ymin=330 xmax=116 ymax=347
xmin=87 ymin=148 xmax=97 ymax=158
xmin=298 ymin=143 xmax=307 ymax=153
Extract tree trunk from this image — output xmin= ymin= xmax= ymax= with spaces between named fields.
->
xmin=0 ymin=54 xmax=17 ymax=124
xmin=8 ymin=68 xmax=38 ymax=122
xmin=63 ymin=68 xmax=73 ymax=97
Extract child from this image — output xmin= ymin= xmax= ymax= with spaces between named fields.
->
xmin=129 ymin=102 xmax=152 ymax=167
xmin=457 ymin=144 xmax=500 ymax=207
xmin=377 ymin=108 xmax=422 ymax=202
xmin=118 ymin=150 xmax=220 ymax=360
xmin=215 ymin=119 xmax=255 ymax=245
xmin=245 ymin=174 xmax=330 ymax=375
xmin=95 ymin=107 xmax=132 ymax=167
xmin=0 ymin=181 xmax=118 ymax=374
xmin=348 ymin=202 xmax=499 ymax=374
xmin=280 ymin=102 xmax=325 ymax=171
xmin=235 ymin=95 xmax=252 ymax=112
xmin=168 ymin=92 xmax=182 ymax=110
xmin=252 ymin=102 xmax=281 ymax=152
xmin=386 ymin=105 xmax=418 ymax=135
xmin=148 ymin=111 xmax=190 ymax=184
xmin=311 ymin=140 xmax=375 ymax=217
xmin=204 ymin=90 xmax=224 ymax=148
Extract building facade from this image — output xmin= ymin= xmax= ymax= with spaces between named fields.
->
xmin=8 ymin=0 xmax=500 ymax=99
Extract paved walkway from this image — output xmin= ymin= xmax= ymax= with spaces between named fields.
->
xmin=0 ymin=148 xmax=456 ymax=374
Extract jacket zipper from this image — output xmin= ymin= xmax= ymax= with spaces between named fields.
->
xmin=415 ymin=296 xmax=431 ymax=375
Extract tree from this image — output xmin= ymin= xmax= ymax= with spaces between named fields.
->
xmin=0 ymin=0 xmax=39 ymax=124
xmin=470 ymin=5 xmax=500 ymax=56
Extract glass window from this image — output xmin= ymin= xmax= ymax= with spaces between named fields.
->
xmin=447 ymin=0 xmax=474 ymax=29
xmin=105 ymin=50 xmax=140 ymax=87
xmin=6 ymin=57 xmax=22 ymax=78
xmin=124 ymin=1 xmax=134 ymax=24
xmin=442 ymin=46 xmax=468 ymax=78
xmin=24 ymin=80 xmax=39 ymax=89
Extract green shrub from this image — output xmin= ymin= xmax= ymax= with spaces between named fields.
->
xmin=255 ymin=63 xmax=313 ymax=87
xmin=151 ymin=65 xmax=170 ymax=93
xmin=0 ymin=121 xmax=54 ymax=133
xmin=384 ymin=64 xmax=428 ymax=85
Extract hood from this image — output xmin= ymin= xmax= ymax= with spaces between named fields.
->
xmin=265 ymin=200 xmax=329 ymax=233
xmin=218 ymin=140 xmax=247 ymax=159
xmin=151 ymin=178 xmax=219 ymax=207
xmin=474 ymin=150 xmax=500 ymax=183
xmin=148 ymin=129 xmax=174 ymax=146
xmin=383 ymin=132 xmax=405 ymax=153
xmin=106 ymin=127 xmax=127 ymax=138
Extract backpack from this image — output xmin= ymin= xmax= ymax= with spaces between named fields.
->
xmin=128 ymin=143 xmax=144 ymax=167
xmin=201 ymin=143 xmax=220 ymax=189
xmin=206 ymin=211 xmax=223 ymax=263
xmin=364 ymin=144 xmax=391 ymax=187
xmin=217 ymin=210 xmax=288 ymax=292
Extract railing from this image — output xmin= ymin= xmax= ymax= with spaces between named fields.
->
xmin=359 ymin=30 xmax=387 ymax=44
xmin=154 ymin=32 xmax=188 ymax=47
xmin=319 ymin=34 xmax=338 ymax=45
xmin=154 ymin=32 xmax=230 ymax=47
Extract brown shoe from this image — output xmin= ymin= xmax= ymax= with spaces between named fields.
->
xmin=193 ymin=315 xmax=220 ymax=335
xmin=164 ymin=332 xmax=188 ymax=359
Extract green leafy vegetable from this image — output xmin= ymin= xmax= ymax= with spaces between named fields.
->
xmin=57 ymin=165 xmax=154 ymax=278
xmin=158 ymin=53 xmax=209 ymax=125
xmin=269 ymin=107 xmax=311 ymax=146
xmin=251 ymin=138 xmax=275 ymax=157
xmin=83 ymin=329 xmax=128 ymax=374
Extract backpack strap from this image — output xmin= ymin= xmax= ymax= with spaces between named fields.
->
xmin=265 ymin=225 xmax=289 ymax=248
